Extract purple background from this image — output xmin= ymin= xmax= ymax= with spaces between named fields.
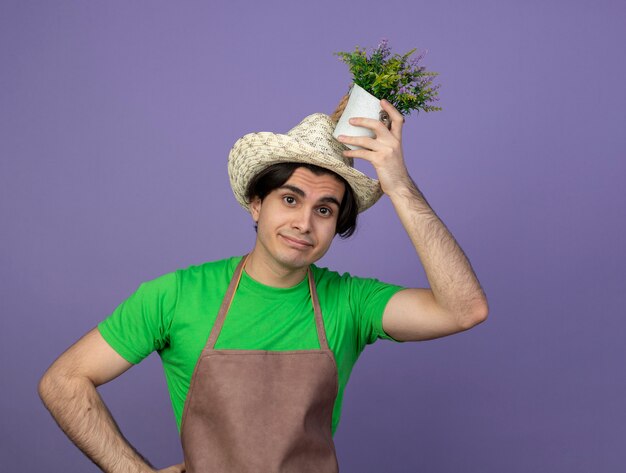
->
xmin=1 ymin=1 xmax=625 ymax=471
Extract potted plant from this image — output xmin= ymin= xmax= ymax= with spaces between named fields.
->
xmin=332 ymin=38 xmax=442 ymax=149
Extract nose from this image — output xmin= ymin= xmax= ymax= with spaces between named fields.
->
xmin=292 ymin=206 xmax=313 ymax=233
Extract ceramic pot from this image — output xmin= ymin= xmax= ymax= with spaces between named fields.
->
xmin=332 ymin=83 xmax=391 ymax=150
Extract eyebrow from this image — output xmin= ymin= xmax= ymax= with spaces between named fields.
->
xmin=278 ymin=184 xmax=342 ymax=208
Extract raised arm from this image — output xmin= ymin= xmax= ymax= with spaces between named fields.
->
xmin=38 ymin=328 xmax=184 ymax=472
xmin=337 ymin=100 xmax=488 ymax=342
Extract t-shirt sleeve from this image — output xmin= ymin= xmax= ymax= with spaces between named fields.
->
xmin=347 ymin=274 xmax=407 ymax=348
xmin=97 ymin=272 xmax=178 ymax=364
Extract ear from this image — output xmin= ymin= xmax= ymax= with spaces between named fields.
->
xmin=250 ymin=196 xmax=262 ymax=222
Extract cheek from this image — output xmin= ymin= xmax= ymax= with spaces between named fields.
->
xmin=320 ymin=221 xmax=338 ymax=242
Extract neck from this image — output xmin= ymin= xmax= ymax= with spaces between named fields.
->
xmin=245 ymin=247 xmax=308 ymax=288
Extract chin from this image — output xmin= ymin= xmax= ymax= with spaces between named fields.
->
xmin=276 ymin=252 xmax=315 ymax=270
xmin=276 ymin=246 xmax=328 ymax=270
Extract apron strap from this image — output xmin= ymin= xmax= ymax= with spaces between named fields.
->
xmin=206 ymin=255 xmax=248 ymax=349
xmin=308 ymin=267 xmax=330 ymax=351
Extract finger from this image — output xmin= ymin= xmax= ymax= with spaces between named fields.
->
xmin=163 ymin=463 xmax=185 ymax=473
xmin=337 ymin=134 xmax=382 ymax=151
xmin=342 ymin=147 xmax=378 ymax=164
xmin=347 ymin=117 xmax=390 ymax=137
xmin=380 ymin=99 xmax=404 ymax=141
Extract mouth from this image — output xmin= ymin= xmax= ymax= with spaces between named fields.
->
xmin=279 ymin=234 xmax=314 ymax=250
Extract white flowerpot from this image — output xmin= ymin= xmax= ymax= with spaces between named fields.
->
xmin=332 ymin=83 xmax=390 ymax=150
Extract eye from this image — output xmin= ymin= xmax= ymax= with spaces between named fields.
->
xmin=317 ymin=207 xmax=333 ymax=217
xmin=283 ymin=195 xmax=296 ymax=205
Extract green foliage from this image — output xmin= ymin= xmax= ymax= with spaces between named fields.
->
xmin=334 ymin=39 xmax=442 ymax=116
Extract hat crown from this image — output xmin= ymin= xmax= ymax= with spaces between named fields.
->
xmin=286 ymin=113 xmax=354 ymax=167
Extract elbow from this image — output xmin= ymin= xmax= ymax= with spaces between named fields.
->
xmin=38 ymin=367 xmax=62 ymax=405
xmin=473 ymin=305 xmax=489 ymax=325
xmin=38 ymin=365 xmax=70 ymax=407
xmin=38 ymin=370 xmax=55 ymax=406
xmin=459 ymin=302 xmax=489 ymax=330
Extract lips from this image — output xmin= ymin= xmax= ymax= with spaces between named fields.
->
xmin=279 ymin=234 xmax=314 ymax=249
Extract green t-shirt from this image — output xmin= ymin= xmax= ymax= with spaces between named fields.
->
xmin=98 ymin=255 xmax=405 ymax=437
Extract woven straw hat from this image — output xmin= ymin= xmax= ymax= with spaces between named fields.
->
xmin=227 ymin=113 xmax=383 ymax=213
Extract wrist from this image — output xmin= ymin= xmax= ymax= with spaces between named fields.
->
xmin=386 ymin=177 xmax=422 ymax=201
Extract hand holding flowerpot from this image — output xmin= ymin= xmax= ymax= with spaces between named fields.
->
xmin=333 ymin=84 xmax=391 ymax=150
xmin=336 ymin=99 xmax=412 ymax=197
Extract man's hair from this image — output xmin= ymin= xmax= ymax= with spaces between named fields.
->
xmin=245 ymin=163 xmax=358 ymax=238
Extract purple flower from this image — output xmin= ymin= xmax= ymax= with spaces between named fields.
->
xmin=375 ymin=37 xmax=391 ymax=58
xmin=409 ymin=55 xmax=422 ymax=67
xmin=416 ymin=76 xmax=434 ymax=87
xmin=409 ymin=48 xmax=428 ymax=67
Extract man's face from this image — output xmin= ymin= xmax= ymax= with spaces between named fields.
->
xmin=250 ymin=167 xmax=346 ymax=272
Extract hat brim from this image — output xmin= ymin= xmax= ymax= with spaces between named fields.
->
xmin=228 ymin=132 xmax=383 ymax=213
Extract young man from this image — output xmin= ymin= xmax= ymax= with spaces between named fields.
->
xmin=39 ymin=100 xmax=488 ymax=473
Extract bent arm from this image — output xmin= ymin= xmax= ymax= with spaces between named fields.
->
xmin=338 ymin=102 xmax=488 ymax=342
xmin=382 ymin=179 xmax=489 ymax=341
xmin=38 ymin=327 xmax=156 ymax=473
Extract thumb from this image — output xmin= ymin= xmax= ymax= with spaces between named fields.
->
xmin=158 ymin=463 xmax=186 ymax=473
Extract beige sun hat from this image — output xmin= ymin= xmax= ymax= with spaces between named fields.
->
xmin=227 ymin=112 xmax=383 ymax=213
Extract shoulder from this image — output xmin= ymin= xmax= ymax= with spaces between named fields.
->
xmin=138 ymin=256 xmax=242 ymax=287
xmin=132 ymin=256 xmax=243 ymax=298
xmin=309 ymin=264 xmax=348 ymax=287
xmin=311 ymin=263 xmax=405 ymax=309
xmin=310 ymin=263 xmax=391 ymax=287
xmin=175 ymin=255 xmax=244 ymax=283
xmin=310 ymin=264 xmax=387 ymax=299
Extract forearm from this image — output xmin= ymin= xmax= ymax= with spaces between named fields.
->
xmin=388 ymin=175 xmax=488 ymax=323
xmin=38 ymin=372 xmax=155 ymax=473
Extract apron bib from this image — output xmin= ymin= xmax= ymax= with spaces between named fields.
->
xmin=180 ymin=255 xmax=340 ymax=472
